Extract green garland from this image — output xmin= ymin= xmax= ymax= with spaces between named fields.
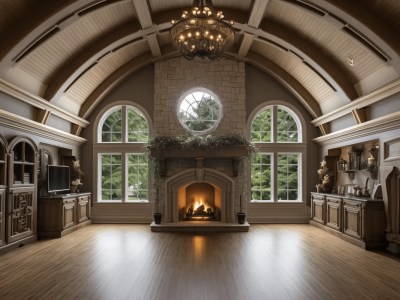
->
xmin=146 ymin=134 xmax=255 ymax=157
xmin=146 ymin=134 xmax=255 ymax=181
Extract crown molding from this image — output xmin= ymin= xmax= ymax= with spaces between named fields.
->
xmin=313 ymin=111 xmax=400 ymax=145
xmin=0 ymin=108 xmax=86 ymax=146
xmin=0 ymin=79 xmax=89 ymax=128
xmin=312 ymin=78 xmax=400 ymax=127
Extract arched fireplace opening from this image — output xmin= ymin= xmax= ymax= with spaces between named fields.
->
xmin=178 ymin=182 xmax=221 ymax=221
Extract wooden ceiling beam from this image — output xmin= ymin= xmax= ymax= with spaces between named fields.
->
xmin=147 ymin=34 xmax=162 ymax=58
xmin=306 ymin=0 xmax=400 ymax=71
xmin=259 ymin=20 xmax=359 ymax=101
xmin=351 ymin=108 xmax=368 ymax=124
xmin=238 ymin=33 xmax=255 ymax=57
xmin=247 ymin=51 xmax=322 ymax=118
xmin=79 ymin=52 xmax=155 ymax=119
xmin=131 ymin=0 xmax=153 ymax=29
xmin=44 ymin=21 xmax=141 ymax=102
xmin=248 ymin=0 xmax=270 ymax=28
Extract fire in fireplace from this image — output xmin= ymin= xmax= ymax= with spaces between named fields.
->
xmin=178 ymin=182 xmax=221 ymax=221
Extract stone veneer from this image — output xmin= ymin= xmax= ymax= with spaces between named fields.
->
xmin=153 ymin=57 xmax=248 ymax=221
xmin=154 ymin=57 xmax=246 ymax=137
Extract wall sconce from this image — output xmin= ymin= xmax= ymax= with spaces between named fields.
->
xmin=336 ymin=156 xmax=355 ymax=180
xmin=348 ymin=149 xmax=362 ymax=171
xmin=337 ymin=157 xmax=347 ymax=172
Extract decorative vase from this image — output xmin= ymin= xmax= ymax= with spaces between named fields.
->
xmin=70 ymin=184 xmax=78 ymax=193
xmin=237 ymin=212 xmax=246 ymax=224
xmin=153 ymin=213 xmax=162 ymax=224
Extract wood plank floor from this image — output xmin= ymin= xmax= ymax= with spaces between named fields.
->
xmin=1 ymin=224 xmax=400 ymax=300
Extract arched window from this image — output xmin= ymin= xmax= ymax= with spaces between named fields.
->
xmin=99 ymin=106 xmax=148 ymax=143
xmin=250 ymin=105 xmax=303 ymax=202
xmin=97 ymin=105 xmax=149 ymax=202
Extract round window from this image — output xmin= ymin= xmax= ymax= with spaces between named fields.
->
xmin=178 ymin=89 xmax=222 ymax=133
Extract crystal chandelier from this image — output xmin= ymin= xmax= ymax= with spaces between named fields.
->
xmin=170 ymin=0 xmax=235 ymax=60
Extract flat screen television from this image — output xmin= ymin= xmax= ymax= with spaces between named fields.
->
xmin=47 ymin=165 xmax=70 ymax=193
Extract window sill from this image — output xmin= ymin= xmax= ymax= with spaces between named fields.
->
xmin=95 ymin=201 xmax=150 ymax=204
xmin=249 ymin=201 xmax=306 ymax=207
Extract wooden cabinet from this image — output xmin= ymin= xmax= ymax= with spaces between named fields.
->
xmin=0 ymin=135 xmax=6 ymax=248
xmin=38 ymin=193 xmax=91 ymax=238
xmin=0 ymin=189 xmax=5 ymax=247
xmin=310 ymin=193 xmax=386 ymax=249
xmin=0 ymin=136 xmax=38 ymax=253
xmin=7 ymin=186 xmax=36 ymax=243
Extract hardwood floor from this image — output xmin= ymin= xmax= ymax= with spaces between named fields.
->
xmin=0 ymin=224 xmax=399 ymax=300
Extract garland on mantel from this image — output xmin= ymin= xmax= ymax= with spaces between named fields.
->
xmin=146 ymin=134 xmax=255 ymax=157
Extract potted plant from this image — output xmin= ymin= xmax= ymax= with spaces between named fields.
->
xmin=237 ymin=195 xmax=246 ymax=224
xmin=153 ymin=188 xmax=162 ymax=224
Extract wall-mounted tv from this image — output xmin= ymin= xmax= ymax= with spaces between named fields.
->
xmin=47 ymin=165 xmax=70 ymax=193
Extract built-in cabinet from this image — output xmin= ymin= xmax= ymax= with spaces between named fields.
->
xmin=310 ymin=193 xmax=386 ymax=249
xmin=38 ymin=193 xmax=91 ymax=238
xmin=0 ymin=135 xmax=38 ymax=253
xmin=7 ymin=137 xmax=38 ymax=245
xmin=0 ymin=135 xmax=7 ymax=247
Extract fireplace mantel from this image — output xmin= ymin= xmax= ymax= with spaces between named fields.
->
xmin=148 ymin=145 xmax=250 ymax=177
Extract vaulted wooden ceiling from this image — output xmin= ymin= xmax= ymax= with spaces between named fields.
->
xmin=0 ymin=0 xmax=399 ymax=132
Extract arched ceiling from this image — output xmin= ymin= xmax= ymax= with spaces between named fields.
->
xmin=0 ymin=0 xmax=399 ymax=128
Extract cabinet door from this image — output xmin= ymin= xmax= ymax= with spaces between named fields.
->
xmin=8 ymin=187 xmax=36 ymax=243
xmin=326 ymin=197 xmax=342 ymax=231
xmin=63 ymin=199 xmax=76 ymax=229
xmin=343 ymin=199 xmax=362 ymax=239
xmin=0 ymin=189 xmax=5 ymax=246
xmin=311 ymin=194 xmax=325 ymax=225
xmin=76 ymin=195 xmax=90 ymax=223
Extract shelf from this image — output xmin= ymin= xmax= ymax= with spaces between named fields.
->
xmin=13 ymin=161 xmax=34 ymax=165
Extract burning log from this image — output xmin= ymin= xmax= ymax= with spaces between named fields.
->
xmin=194 ymin=205 xmax=205 ymax=215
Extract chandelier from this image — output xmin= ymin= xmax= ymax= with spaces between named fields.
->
xmin=170 ymin=0 xmax=235 ymax=60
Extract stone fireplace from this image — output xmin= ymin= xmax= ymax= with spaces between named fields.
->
xmin=150 ymin=146 xmax=250 ymax=232
xmin=151 ymin=57 xmax=248 ymax=231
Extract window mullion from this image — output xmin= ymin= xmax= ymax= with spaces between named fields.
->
xmin=122 ymin=105 xmax=127 ymax=143
xmin=272 ymin=152 xmax=277 ymax=202
xmin=122 ymin=153 xmax=127 ymax=202
xmin=272 ymin=105 xmax=277 ymax=143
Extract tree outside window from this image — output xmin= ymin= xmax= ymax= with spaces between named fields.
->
xmin=178 ymin=89 xmax=222 ymax=133
xmin=98 ymin=105 xmax=149 ymax=202
xmin=250 ymin=105 xmax=302 ymax=202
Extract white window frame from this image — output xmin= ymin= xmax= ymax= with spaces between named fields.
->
xmin=248 ymin=102 xmax=306 ymax=203
xmin=177 ymin=87 xmax=223 ymax=134
xmin=94 ymin=102 xmax=153 ymax=203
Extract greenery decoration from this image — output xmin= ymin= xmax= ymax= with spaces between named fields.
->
xmin=146 ymin=134 xmax=255 ymax=181
xmin=146 ymin=134 xmax=255 ymax=157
